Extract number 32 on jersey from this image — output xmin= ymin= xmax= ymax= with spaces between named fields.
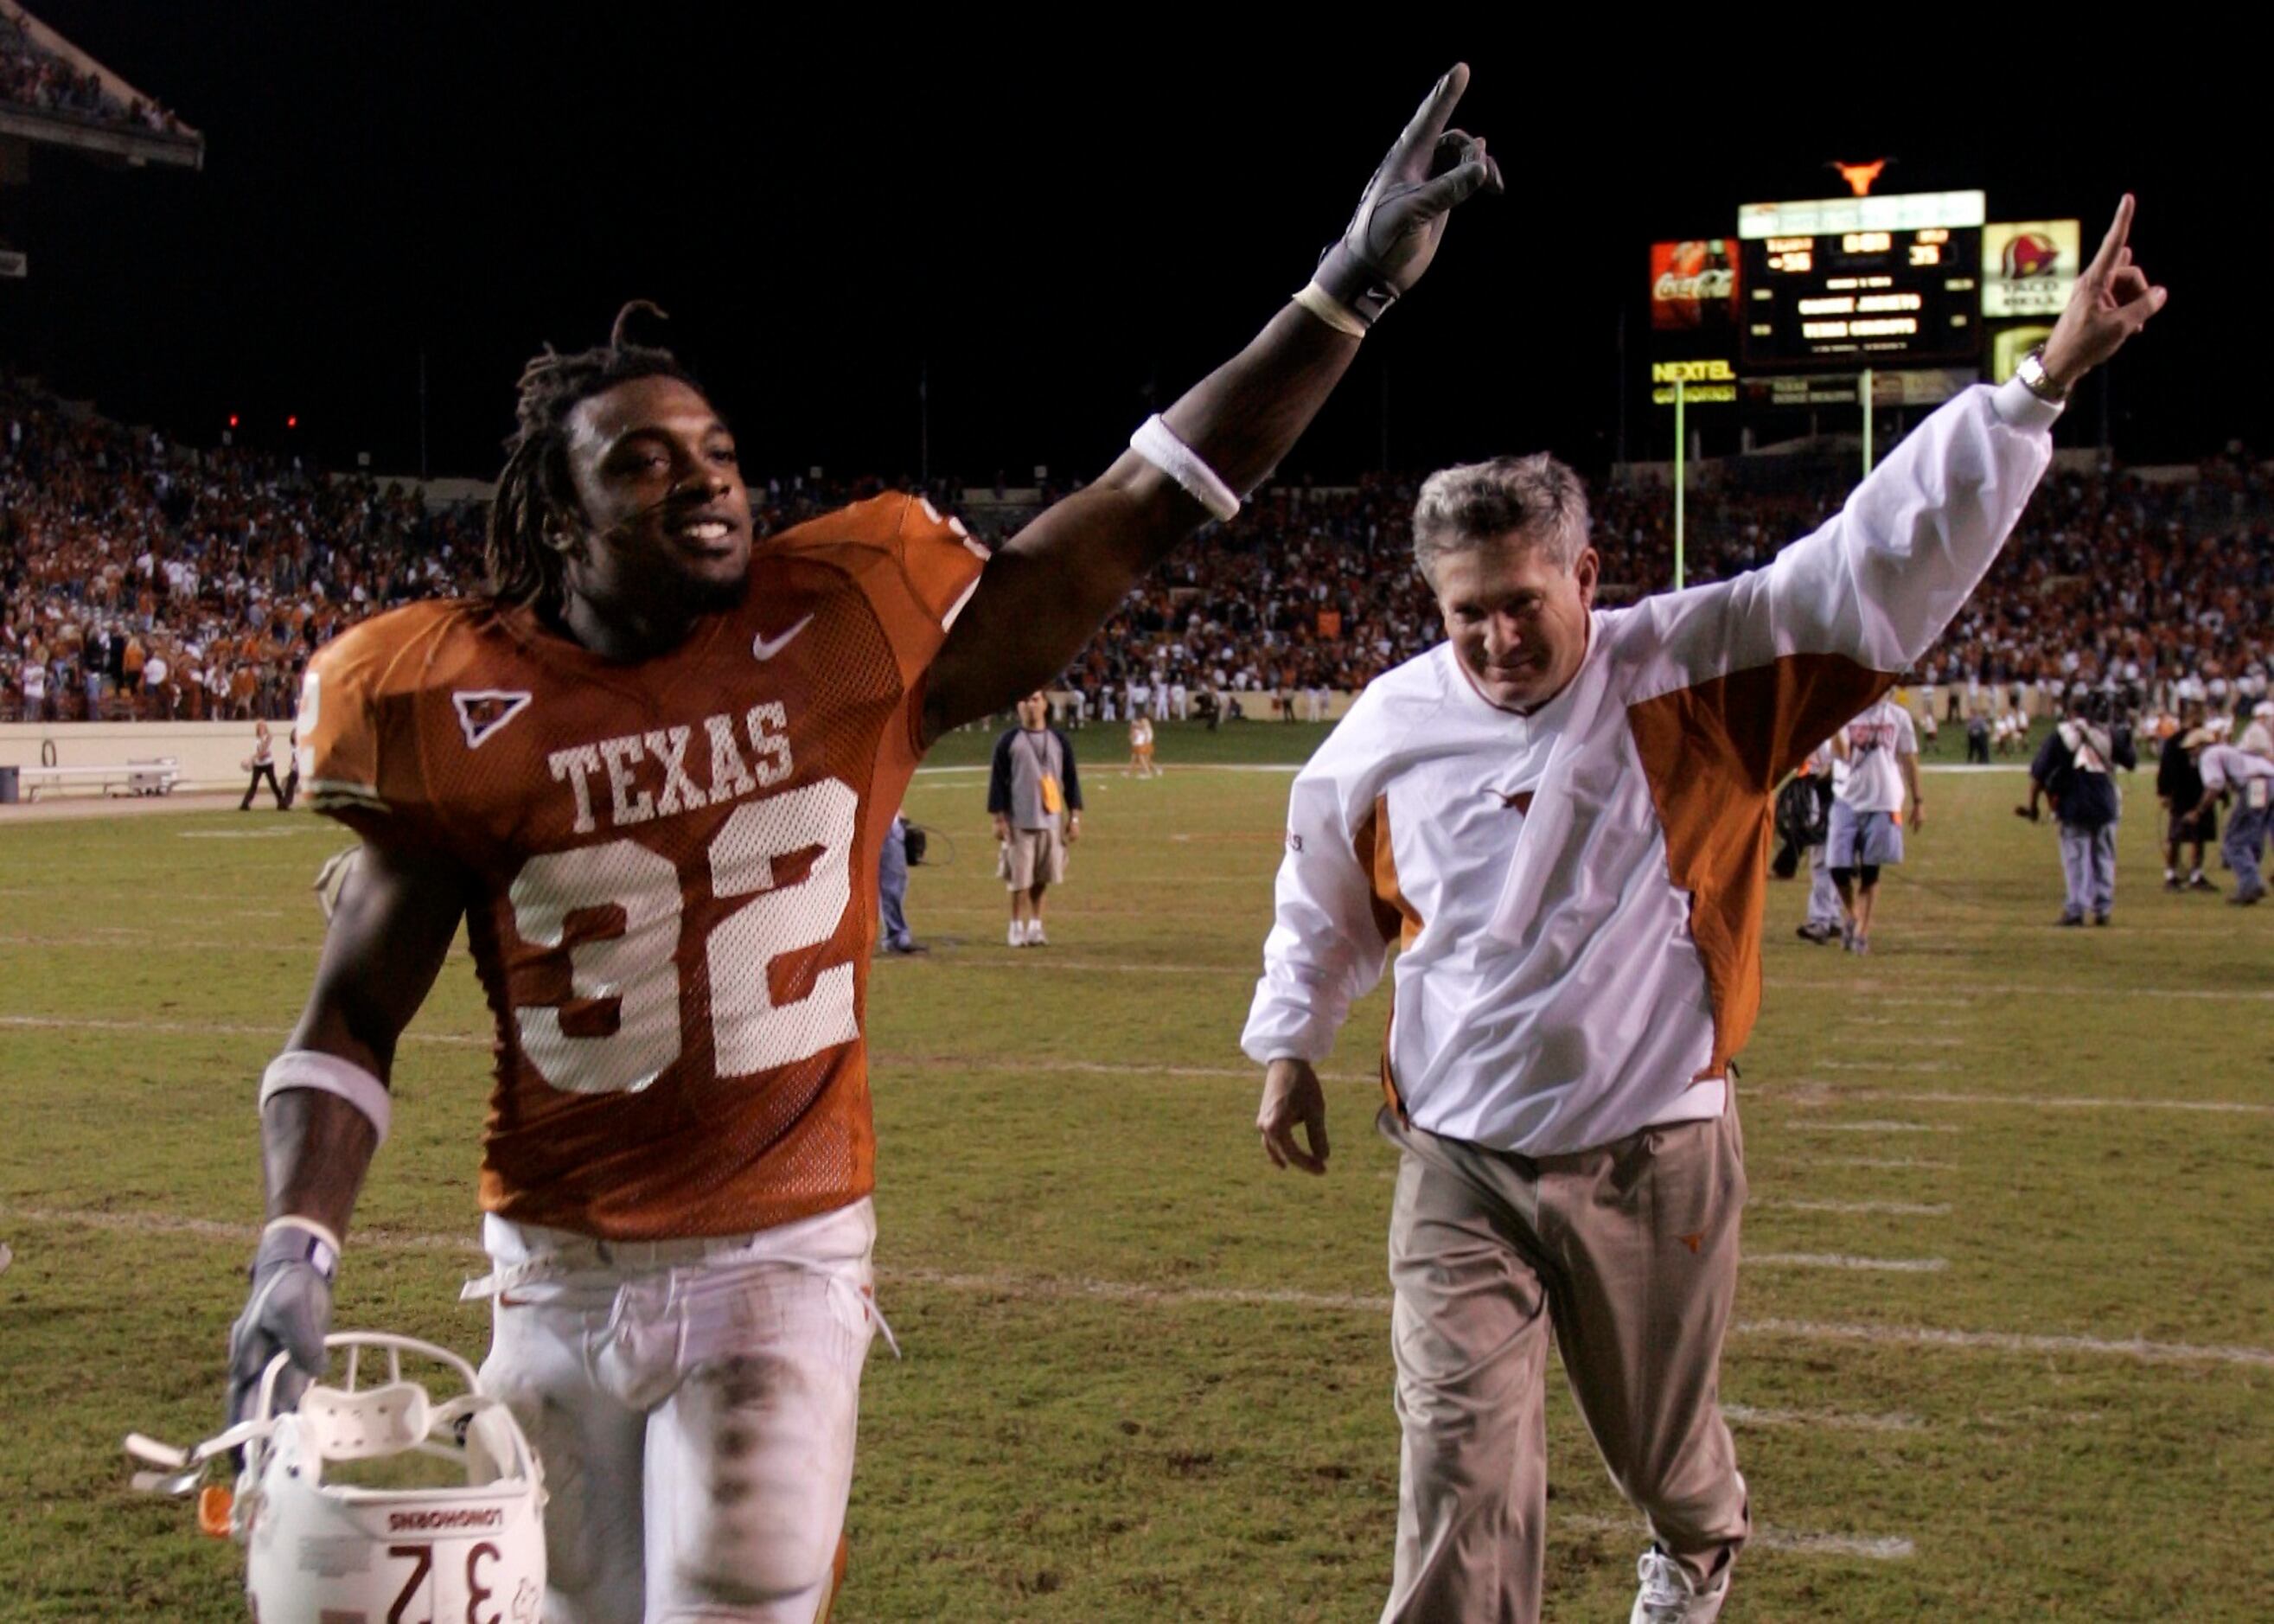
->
xmin=507 ymin=779 xmax=858 ymax=1095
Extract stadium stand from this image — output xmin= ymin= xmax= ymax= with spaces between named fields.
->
xmin=2 ymin=380 xmax=2267 ymax=732
xmin=0 ymin=3 xmax=188 ymax=133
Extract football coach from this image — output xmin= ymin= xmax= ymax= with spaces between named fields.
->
xmin=1242 ymin=201 xmax=2163 ymax=1624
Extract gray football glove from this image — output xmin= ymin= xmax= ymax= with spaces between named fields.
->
xmin=1313 ymin=62 xmax=1504 ymax=328
xmin=226 ymin=1221 xmax=336 ymax=1428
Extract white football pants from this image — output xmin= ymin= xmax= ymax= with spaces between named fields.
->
xmin=468 ymin=1199 xmax=879 ymax=1624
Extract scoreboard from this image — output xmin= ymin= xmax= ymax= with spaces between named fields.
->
xmin=1736 ymin=190 xmax=1984 ymax=370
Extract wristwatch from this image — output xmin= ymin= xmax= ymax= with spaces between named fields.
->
xmin=2015 ymin=344 xmax=2069 ymax=405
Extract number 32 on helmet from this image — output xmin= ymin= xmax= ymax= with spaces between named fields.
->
xmin=127 ymin=1333 xmax=546 ymax=1624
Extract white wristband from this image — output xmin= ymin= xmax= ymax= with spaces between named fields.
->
xmin=262 ymin=1215 xmax=343 ymax=1281
xmin=1129 ymin=415 xmax=1241 ymax=523
xmin=261 ymin=1049 xmax=392 ymax=1148
xmin=1293 ymin=280 xmax=1369 ymax=339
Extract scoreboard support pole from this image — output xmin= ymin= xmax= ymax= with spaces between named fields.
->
xmin=1672 ymin=378 xmax=1686 ymax=591
xmin=1861 ymin=367 xmax=1875 ymax=478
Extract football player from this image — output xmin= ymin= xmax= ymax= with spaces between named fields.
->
xmin=227 ymin=67 xmax=1500 ymax=1624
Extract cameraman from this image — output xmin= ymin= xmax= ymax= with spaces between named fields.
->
xmin=2021 ymin=688 xmax=2136 ymax=925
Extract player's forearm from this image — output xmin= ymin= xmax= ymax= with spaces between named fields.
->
xmin=999 ymin=298 xmax=1360 ymax=585
xmin=259 ymin=1089 xmax=376 ymax=1239
xmin=1159 ymin=302 xmax=1362 ymax=506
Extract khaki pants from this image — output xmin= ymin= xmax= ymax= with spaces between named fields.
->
xmin=1001 ymin=825 xmax=1066 ymax=891
xmin=1380 ymin=1107 xmax=1750 ymax=1624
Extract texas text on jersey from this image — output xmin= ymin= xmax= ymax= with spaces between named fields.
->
xmin=296 ymin=494 xmax=987 ymax=1240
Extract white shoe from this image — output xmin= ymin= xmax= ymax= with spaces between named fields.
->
xmin=1631 ymin=1548 xmax=1730 ymax=1624
xmin=1026 ymin=921 xmax=1047 ymax=946
xmin=1008 ymin=920 xmax=1026 ymax=948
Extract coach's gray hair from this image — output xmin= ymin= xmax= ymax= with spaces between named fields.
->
xmin=1411 ymin=453 xmax=1591 ymax=585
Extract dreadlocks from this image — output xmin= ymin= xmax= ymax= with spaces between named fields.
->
xmin=485 ymin=300 xmax=704 ymax=608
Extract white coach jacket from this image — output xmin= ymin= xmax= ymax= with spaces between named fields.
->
xmin=1242 ymin=378 xmax=2060 ymax=1156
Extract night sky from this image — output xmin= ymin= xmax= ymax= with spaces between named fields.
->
xmin=0 ymin=16 xmax=2248 ymax=485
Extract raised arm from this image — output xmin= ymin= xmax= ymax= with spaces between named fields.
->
xmin=921 ymin=66 xmax=1501 ymax=741
xmin=227 ymin=835 xmax=464 ymax=1427
xmin=1638 ymin=198 xmax=2166 ymax=783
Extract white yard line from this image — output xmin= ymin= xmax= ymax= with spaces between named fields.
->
xmin=1756 ymin=1199 xmax=1952 ymax=1217
xmin=1784 ymin=1156 xmax=1959 ymax=1172
xmin=0 ymin=1013 xmax=485 ymax=1047
xmin=1562 ymin=1512 xmax=1915 ymax=1562
xmin=1812 ymin=1060 xmax=1954 ymax=1074
xmin=1779 ymin=981 xmax=2274 ymax=1003
xmin=1720 ymin=1403 xmax=1922 ymax=1434
xmin=1785 ymin=1121 xmax=1961 ymax=1135
xmin=0 ymin=934 xmax=325 ymax=954
xmin=8 ymin=1018 xmax=2264 ymax=1124
xmin=6 ymin=1203 xmax=2268 ymax=1369
xmin=1739 ymin=1317 xmax=2274 ymax=1371
xmin=1747 ymin=1252 xmax=1948 ymax=1273
xmin=964 ymin=958 xmax=1254 ymax=975
xmin=1789 ymin=1085 xmax=2274 ymax=1119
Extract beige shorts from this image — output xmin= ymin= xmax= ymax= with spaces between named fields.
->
xmin=1001 ymin=826 xmax=1067 ymax=890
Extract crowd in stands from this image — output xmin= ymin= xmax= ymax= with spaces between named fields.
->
xmin=3 ymin=379 xmax=2268 ymax=736
xmin=1066 ymin=451 xmax=2272 ymax=730
xmin=0 ymin=10 xmax=187 ymax=135
xmin=0 ymin=382 xmax=485 ymax=723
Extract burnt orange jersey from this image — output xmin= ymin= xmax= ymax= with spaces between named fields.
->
xmin=297 ymin=494 xmax=988 ymax=1240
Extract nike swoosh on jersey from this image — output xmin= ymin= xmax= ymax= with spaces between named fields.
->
xmin=751 ymin=613 xmax=815 ymax=662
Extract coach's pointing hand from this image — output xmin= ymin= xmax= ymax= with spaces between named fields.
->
xmin=1258 ymin=1058 xmax=1331 ymax=1176
xmin=2041 ymin=195 xmax=2168 ymax=393
xmin=1311 ymin=63 xmax=1504 ymax=329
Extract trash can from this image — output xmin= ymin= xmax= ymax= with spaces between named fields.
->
xmin=0 ymin=765 xmax=18 ymax=804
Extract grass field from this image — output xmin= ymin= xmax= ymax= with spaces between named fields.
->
xmin=2 ymin=722 xmax=2270 ymax=1621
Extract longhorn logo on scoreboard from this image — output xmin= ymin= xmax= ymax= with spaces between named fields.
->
xmin=1649 ymin=240 xmax=1740 ymax=331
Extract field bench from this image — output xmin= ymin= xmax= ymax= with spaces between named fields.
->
xmin=13 ymin=758 xmax=182 ymax=799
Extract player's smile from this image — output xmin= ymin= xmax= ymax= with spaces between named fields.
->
xmin=661 ymin=502 xmax=744 ymax=557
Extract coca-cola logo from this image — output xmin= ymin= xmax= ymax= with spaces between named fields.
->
xmin=1653 ymin=268 xmax=1734 ymax=304
xmin=1651 ymin=240 xmax=1738 ymax=330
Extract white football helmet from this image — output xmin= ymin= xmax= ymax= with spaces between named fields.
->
xmin=129 ymin=1332 xmax=545 ymax=1624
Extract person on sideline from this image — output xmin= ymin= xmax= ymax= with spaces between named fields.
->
xmin=878 ymin=810 xmax=923 ymax=955
xmin=2020 ymin=690 xmax=2137 ymax=924
xmin=1828 ymin=694 xmax=1922 ymax=955
xmin=2189 ymin=732 xmax=2273 ymax=905
xmin=239 ymin=718 xmax=288 ymax=810
xmin=1127 ymin=712 xmax=1162 ymax=777
xmin=990 ymin=692 xmax=1084 ymax=945
xmin=2159 ymin=701 xmax=2216 ymax=891
xmin=1791 ymin=736 xmax=1843 ymax=943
